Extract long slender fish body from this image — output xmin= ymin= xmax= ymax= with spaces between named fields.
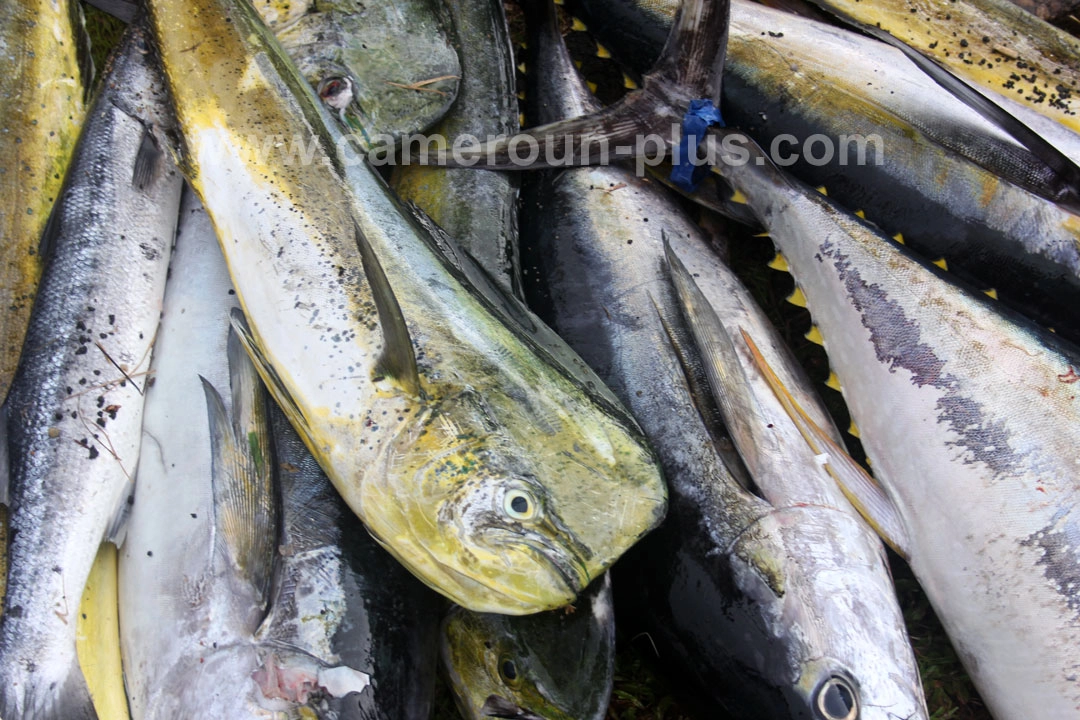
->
xmin=441 ymin=574 xmax=615 ymax=720
xmin=118 ymin=186 xmax=239 ymax=720
xmin=0 ymin=0 xmax=90 ymax=405
xmin=147 ymin=0 xmax=665 ymax=615
xmin=0 ymin=21 xmax=180 ymax=720
xmin=567 ymin=0 xmax=1080 ymax=343
xmin=519 ymin=3 xmax=925 ymax=717
xmin=258 ymin=404 xmax=442 ymax=720
xmin=707 ymin=127 xmax=1080 ymax=720
xmin=391 ymin=0 xmax=522 ymax=297
xmin=254 ymin=0 xmax=460 ymax=147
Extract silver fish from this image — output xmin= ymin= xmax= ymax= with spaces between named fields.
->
xmin=0 ymin=21 xmax=180 ymax=719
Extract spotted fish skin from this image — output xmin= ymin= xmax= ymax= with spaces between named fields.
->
xmin=0 ymin=0 xmax=89 ymax=404
xmin=147 ymin=0 xmax=665 ymax=615
xmin=568 ymin=0 xmax=1080 ymax=344
xmin=709 ymin=128 xmax=1080 ymax=720
xmin=0 ymin=22 xmax=180 ymax=720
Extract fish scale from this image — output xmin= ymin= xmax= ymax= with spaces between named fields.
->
xmin=0 ymin=21 xmax=180 ymax=720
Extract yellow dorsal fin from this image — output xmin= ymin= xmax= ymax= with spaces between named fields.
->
xmin=892 ymin=232 xmax=905 ymax=245
xmin=933 ymin=257 xmax=948 ymax=270
xmin=596 ymin=42 xmax=611 ymax=58
xmin=623 ymin=74 xmax=638 ymax=90
xmin=741 ymin=329 xmax=911 ymax=558
xmin=571 ymin=16 xmax=587 ymax=31
xmin=984 ymin=288 xmax=998 ymax=300
xmin=825 ymin=371 xmax=842 ymax=392
xmin=804 ymin=325 xmax=824 ymax=346
xmin=767 ymin=252 xmax=789 ymax=272
xmin=787 ymin=287 xmax=808 ymax=308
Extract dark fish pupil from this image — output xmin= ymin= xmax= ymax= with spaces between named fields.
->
xmin=511 ymin=496 xmax=529 ymax=514
xmin=501 ymin=661 xmax=517 ymax=680
xmin=321 ymin=80 xmax=343 ymax=98
xmin=823 ymin=682 xmax=854 ymax=718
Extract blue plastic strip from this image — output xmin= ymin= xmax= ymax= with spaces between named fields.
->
xmin=669 ymin=99 xmax=724 ymax=192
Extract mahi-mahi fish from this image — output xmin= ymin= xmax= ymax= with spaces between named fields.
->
xmin=145 ymin=0 xmax=666 ymax=614
xmin=0 ymin=21 xmax=181 ymax=720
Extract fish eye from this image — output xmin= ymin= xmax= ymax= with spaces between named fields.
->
xmin=814 ymin=675 xmax=859 ymax=720
xmin=503 ymin=489 xmax=537 ymax=521
xmin=499 ymin=658 xmax=518 ymax=683
xmin=318 ymin=76 xmax=354 ymax=109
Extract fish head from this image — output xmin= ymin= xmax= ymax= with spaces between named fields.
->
xmin=440 ymin=576 xmax=615 ymax=720
xmin=728 ymin=506 xmax=928 ymax=720
xmin=360 ymin=381 xmax=665 ymax=614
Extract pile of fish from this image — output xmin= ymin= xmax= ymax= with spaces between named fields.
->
xmin=0 ymin=0 xmax=1078 ymax=717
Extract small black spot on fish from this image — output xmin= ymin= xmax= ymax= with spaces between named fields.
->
xmin=147 ymin=550 xmax=153 ymax=557
xmin=139 ymin=242 xmax=161 ymax=262
xmin=88 ymin=446 xmax=99 ymax=460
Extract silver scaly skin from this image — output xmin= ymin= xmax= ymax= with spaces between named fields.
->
xmin=706 ymin=127 xmax=1080 ymax=720
xmin=0 ymin=22 xmax=181 ymax=720
xmin=517 ymin=2 xmax=925 ymax=716
xmin=146 ymin=0 xmax=665 ymax=614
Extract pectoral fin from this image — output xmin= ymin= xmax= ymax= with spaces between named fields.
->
xmin=353 ymin=223 xmax=421 ymax=397
xmin=741 ymin=328 xmax=911 ymax=559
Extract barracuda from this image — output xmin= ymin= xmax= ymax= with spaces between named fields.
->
xmin=0 ymin=22 xmax=181 ymax=719
xmin=146 ymin=0 xmax=665 ymax=615
xmin=0 ymin=0 xmax=90 ymax=403
xmin=515 ymin=2 xmax=925 ymax=716
xmin=704 ymin=126 xmax=1080 ymax=720
xmin=442 ymin=575 xmax=615 ymax=720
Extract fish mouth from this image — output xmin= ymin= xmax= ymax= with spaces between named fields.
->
xmin=480 ymin=694 xmax=550 ymax=720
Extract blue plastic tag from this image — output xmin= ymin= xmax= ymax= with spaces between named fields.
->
xmin=669 ymin=99 xmax=724 ymax=192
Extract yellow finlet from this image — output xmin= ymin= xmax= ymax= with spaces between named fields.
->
xmin=933 ymin=257 xmax=948 ymax=270
xmin=554 ymin=0 xmax=564 ymax=4
xmin=892 ymin=232 xmax=905 ymax=245
xmin=574 ymin=60 xmax=583 ymax=69
xmin=518 ymin=113 xmax=526 ymax=127
xmin=587 ymin=80 xmax=598 ymax=93
xmin=571 ymin=17 xmax=587 ymax=31
xmin=816 ymin=185 xmax=828 ymax=196
xmin=517 ymin=62 xmax=527 ymax=74
xmin=855 ymin=209 xmax=865 ymax=219
xmin=730 ymin=188 xmax=748 ymax=204
xmin=825 ymin=371 xmax=842 ymax=392
xmin=623 ymin=74 xmax=638 ymax=90
xmin=984 ymin=288 xmax=998 ymax=300
xmin=786 ymin=287 xmax=808 ymax=308
xmin=848 ymin=420 xmax=861 ymax=438
xmin=596 ymin=42 xmax=612 ymax=58
xmin=753 ymin=231 xmax=770 ymax=238
xmin=767 ymin=252 xmax=789 ymax=272
xmin=516 ymin=91 xmax=525 ymax=100
xmin=804 ymin=325 xmax=824 ymax=346
xmin=77 ymin=544 xmax=130 ymax=720
xmin=865 ymin=456 xmax=874 ymax=469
